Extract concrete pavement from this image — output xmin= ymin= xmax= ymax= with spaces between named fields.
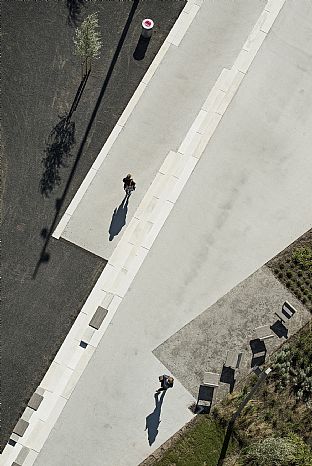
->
xmin=3 ymin=0 xmax=312 ymax=465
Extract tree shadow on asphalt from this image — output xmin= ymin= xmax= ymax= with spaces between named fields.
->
xmin=39 ymin=71 xmax=90 ymax=198
xmin=145 ymin=391 xmax=166 ymax=446
xmin=109 ymin=195 xmax=129 ymax=241
xmin=40 ymin=116 xmax=76 ymax=197
xmin=66 ymin=0 xmax=85 ymax=26
xmin=33 ymin=1 xmax=140 ymax=278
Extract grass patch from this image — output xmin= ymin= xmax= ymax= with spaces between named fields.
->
xmin=151 ymin=415 xmax=237 ymax=466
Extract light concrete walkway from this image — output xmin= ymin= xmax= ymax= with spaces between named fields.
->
xmin=3 ymin=0 xmax=312 ymax=465
xmin=57 ymin=0 xmax=265 ymax=260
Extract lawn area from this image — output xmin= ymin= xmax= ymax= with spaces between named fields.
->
xmin=144 ymin=415 xmax=237 ymax=466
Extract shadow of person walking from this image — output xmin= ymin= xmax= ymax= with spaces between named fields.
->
xmin=145 ymin=391 xmax=166 ymax=446
xmin=108 ymin=195 xmax=129 ymax=241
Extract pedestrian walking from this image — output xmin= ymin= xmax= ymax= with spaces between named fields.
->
xmin=123 ymin=174 xmax=136 ymax=196
xmin=156 ymin=374 xmax=174 ymax=393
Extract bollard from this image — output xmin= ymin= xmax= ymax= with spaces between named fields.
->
xmin=141 ymin=18 xmax=154 ymax=38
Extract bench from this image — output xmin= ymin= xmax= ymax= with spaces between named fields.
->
xmin=225 ymin=350 xmax=243 ymax=370
xmin=203 ymin=371 xmax=220 ymax=387
xmin=275 ymin=300 xmax=296 ymax=323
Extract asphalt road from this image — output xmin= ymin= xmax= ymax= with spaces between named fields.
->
xmin=1 ymin=0 xmax=185 ymax=450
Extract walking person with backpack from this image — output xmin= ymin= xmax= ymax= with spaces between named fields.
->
xmin=123 ymin=174 xmax=136 ymax=197
xmin=156 ymin=374 xmax=174 ymax=394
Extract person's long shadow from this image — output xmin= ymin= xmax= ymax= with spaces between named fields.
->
xmin=109 ymin=195 xmax=129 ymax=241
xmin=145 ymin=391 xmax=166 ymax=446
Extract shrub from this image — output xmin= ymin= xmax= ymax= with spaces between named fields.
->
xmin=272 ymin=344 xmax=312 ymax=401
xmin=242 ymin=435 xmax=312 ymax=466
xmin=287 ymin=433 xmax=312 ymax=466
xmin=292 ymin=247 xmax=312 ymax=270
xmin=243 ymin=436 xmax=297 ymax=465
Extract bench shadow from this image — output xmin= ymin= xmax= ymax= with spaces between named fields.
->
xmin=108 ymin=196 xmax=129 ymax=241
xmin=145 ymin=392 xmax=165 ymax=446
xmin=271 ymin=320 xmax=288 ymax=339
xmin=220 ymin=366 xmax=235 ymax=394
xmin=250 ymin=339 xmax=267 ymax=368
xmin=194 ymin=384 xmax=214 ymax=414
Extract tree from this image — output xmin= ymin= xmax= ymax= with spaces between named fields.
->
xmin=74 ymin=12 xmax=102 ymax=76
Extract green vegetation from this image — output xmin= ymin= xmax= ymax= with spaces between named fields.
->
xmin=151 ymin=415 xmax=237 ymax=466
xmin=242 ymin=434 xmax=312 ymax=466
xmin=268 ymin=231 xmax=312 ymax=310
xmin=272 ymin=337 xmax=312 ymax=401
xmin=74 ymin=12 xmax=102 ymax=75
xmin=214 ymin=324 xmax=312 ymax=465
